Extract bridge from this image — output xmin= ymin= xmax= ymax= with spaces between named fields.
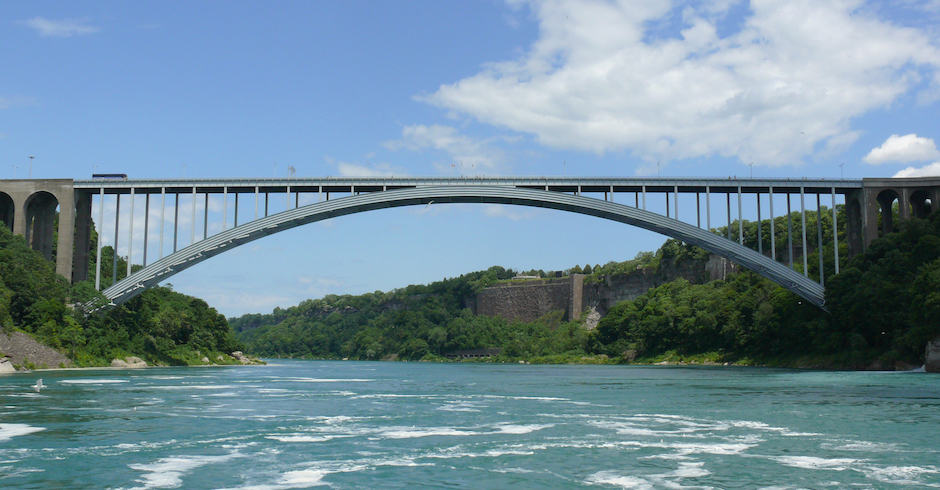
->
xmin=1 ymin=176 xmax=938 ymax=310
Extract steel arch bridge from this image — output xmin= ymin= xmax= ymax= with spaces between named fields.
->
xmin=98 ymin=185 xmax=827 ymax=309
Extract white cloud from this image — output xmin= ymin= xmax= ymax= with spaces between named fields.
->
xmin=0 ymin=95 xmax=39 ymax=110
xmin=421 ymin=0 xmax=940 ymax=167
xmin=20 ymin=17 xmax=99 ymax=37
xmin=863 ymin=133 xmax=940 ymax=164
xmin=893 ymin=161 xmax=940 ymax=177
xmin=385 ymin=124 xmax=506 ymax=175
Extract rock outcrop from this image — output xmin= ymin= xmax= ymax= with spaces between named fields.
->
xmin=0 ymin=357 xmax=15 ymax=374
xmin=110 ymin=356 xmax=148 ymax=368
xmin=926 ymin=336 xmax=940 ymax=373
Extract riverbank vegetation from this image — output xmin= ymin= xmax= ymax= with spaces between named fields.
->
xmin=0 ymin=223 xmax=243 ymax=368
xmin=3 ymin=207 xmax=937 ymax=370
xmin=233 ymin=208 xmax=940 ymax=370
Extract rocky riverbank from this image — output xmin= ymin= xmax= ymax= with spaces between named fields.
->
xmin=0 ymin=331 xmax=72 ymax=370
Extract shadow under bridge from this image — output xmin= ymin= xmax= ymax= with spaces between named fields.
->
xmin=99 ymin=186 xmax=826 ymax=310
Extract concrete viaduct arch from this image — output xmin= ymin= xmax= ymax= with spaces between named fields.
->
xmin=0 ymin=179 xmax=75 ymax=278
xmin=100 ymin=186 xmax=827 ymax=310
xmin=845 ymin=177 xmax=940 ymax=251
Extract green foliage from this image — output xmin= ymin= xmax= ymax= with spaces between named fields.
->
xmin=0 ymin=221 xmax=244 ymax=367
xmin=589 ymin=209 xmax=940 ymax=368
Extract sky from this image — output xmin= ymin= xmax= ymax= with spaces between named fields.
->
xmin=3 ymin=0 xmax=940 ymax=317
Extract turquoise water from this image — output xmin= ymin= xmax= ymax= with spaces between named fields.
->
xmin=1 ymin=360 xmax=939 ymax=489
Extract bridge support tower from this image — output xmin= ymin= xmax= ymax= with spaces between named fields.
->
xmin=0 ymin=179 xmax=77 ymax=281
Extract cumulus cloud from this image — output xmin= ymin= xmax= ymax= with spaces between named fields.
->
xmin=384 ymin=124 xmax=506 ymax=175
xmin=893 ymin=161 xmax=940 ymax=177
xmin=421 ymin=0 xmax=940 ymax=167
xmin=863 ymin=134 xmax=940 ymax=164
xmin=20 ymin=17 xmax=99 ymax=37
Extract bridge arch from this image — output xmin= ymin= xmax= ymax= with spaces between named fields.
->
xmin=101 ymin=186 xmax=826 ymax=311
xmin=0 ymin=191 xmax=13 ymax=231
xmin=24 ymin=191 xmax=60 ymax=261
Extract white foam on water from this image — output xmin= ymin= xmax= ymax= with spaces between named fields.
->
xmin=490 ymin=467 xmax=535 ymax=474
xmin=492 ymin=423 xmax=554 ymax=435
xmin=257 ymin=389 xmax=289 ymax=393
xmin=862 ymin=464 xmax=940 ymax=487
xmin=587 ymin=471 xmax=656 ymax=489
xmin=286 ymin=377 xmax=374 ymax=383
xmin=773 ymin=456 xmax=859 ymax=471
xmin=483 ymin=448 xmax=536 ymax=457
xmin=661 ymin=462 xmax=711 ymax=478
xmin=59 ymin=379 xmax=129 ymax=384
xmin=0 ymin=423 xmax=46 ymax=442
xmin=277 ymin=468 xmax=329 ymax=486
xmin=153 ymin=384 xmax=239 ymax=390
xmin=380 ymin=427 xmax=478 ymax=439
xmin=126 ymin=451 xmax=244 ymax=490
xmin=265 ymin=435 xmax=335 ymax=443
xmin=146 ymin=376 xmax=185 ymax=380
xmin=821 ymin=440 xmax=905 ymax=453
xmin=437 ymin=402 xmax=481 ymax=412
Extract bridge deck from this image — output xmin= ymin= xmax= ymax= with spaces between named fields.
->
xmin=74 ymin=176 xmax=863 ymax=196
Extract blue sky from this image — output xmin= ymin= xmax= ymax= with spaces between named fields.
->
xmin=4 ymin=1 xmax=940 ymax=317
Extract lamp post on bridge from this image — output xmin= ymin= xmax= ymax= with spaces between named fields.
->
xmin=29 ymin=156 xmax=34 ymax=179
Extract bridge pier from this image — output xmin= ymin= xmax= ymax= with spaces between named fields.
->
xmin=846 ymin=177 xmax=940 ymax=254
xmin=0 ymin=179 xmax=75 ymax=280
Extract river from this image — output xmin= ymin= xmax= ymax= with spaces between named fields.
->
xmin=1 ymin=360 xmax=938 ymax=489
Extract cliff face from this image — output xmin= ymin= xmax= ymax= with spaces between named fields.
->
xmin=583 ymin=255 xmax=736 ymax=316
xmin=476 ymin=254 xmax=736 ymax=322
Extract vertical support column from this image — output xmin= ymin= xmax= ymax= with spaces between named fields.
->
xmin=696 ymin=192 xmax=701 ymax=228
xmin=112 ymin=194 xmax=121 ymax=285
xmin=127 ymin=188 xmax=135 ymax=277
xmin=817 ymin=193 xmax=824 ymax=286
xmin=222 ymin=187 xmax=228 ymax=231
xmin=665 ymin=192 xmax=670 ymax=218
xmin=287 ymin=185 xmax=291 ymax=209
xmin=642 ymin=185 xmax=646 ymax=210
xmin=264 ymin=192 xmax=269 ymax=217
xmin=832 ymin=187 xmax=840 ymax=274
xmin=235 ymin=193 xmax=239 ymax=227
xmin=54 ymin=187 xmax=76 ymax=281
xmin=756 ymin=193 xmax=762 ymax=255
xmin=173 ymin=193 xmax=179 ymax=253
xmin=191 ymin=187 xmax=197 ymax=246
xmin=706 ymin=186 xmax=711 ymax=231
xmin=787 ymin=193 xmax=794 ymax=269
xmin=203 ymin=193 xmax=209 ymax=240
xmin=674 ymin=185 xmax=679 ymax=221
xmin=737 ymin=186 xmax=743 ymax=245
xmin=159 ymin=188 xmax=165 ymax=259
xmin=295 ymin=190 xmax=299 ymax=208
xmin=255 ymin=186 xmax=259 ymax=219
xmin=72 ymin=190 xmax=93 ymax=283
xmin=95 ymin=189 xmax=104 ymax=291
xmin=727 ymin=193 xmax=732 ymax=240
xmin=769 ymin=187 xmax=775 ymax=262
xmin=143 ymin=194 xmax=150 ymax=267
xmin=801 ymin=187 xmax=808 ymax=277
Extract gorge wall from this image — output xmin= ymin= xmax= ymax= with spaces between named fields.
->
xmin=476 ymin=254 xmax=736 ymax=323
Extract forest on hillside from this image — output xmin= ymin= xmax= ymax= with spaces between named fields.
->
xmin=232 ymin=207 xmax=940 ymax=369
xmin=0 ymin=223 xmax=243 ymax=368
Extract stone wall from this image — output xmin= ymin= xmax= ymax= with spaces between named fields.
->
xmin=476 ymin=276 xmax=582 ymax=323
xmin=477 ymin=255 xmax=737 ymax=323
